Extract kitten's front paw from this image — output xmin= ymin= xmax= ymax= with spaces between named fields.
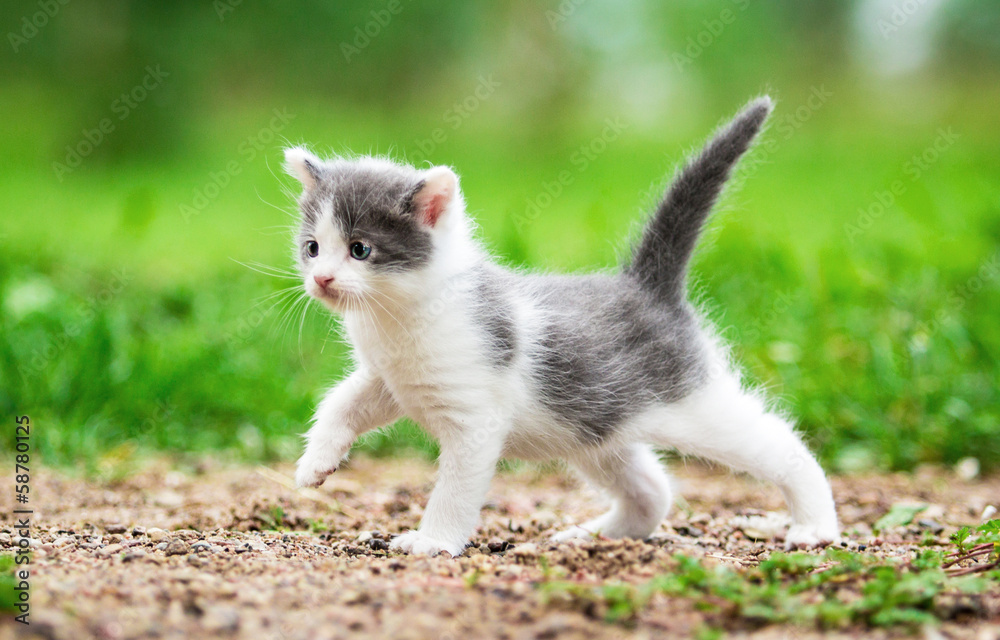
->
xmin=784 ymin=523 xmax=839 ymax=550
xmin=390 ymin=530 xmax=465 ymax=557
xmin=294 ymin=448 xmax=342 ymax=488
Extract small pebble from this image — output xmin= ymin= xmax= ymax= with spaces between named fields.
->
xmin=0 ymin=533 xmax=11 ymax=545
xmin=368 ymin=539 xmax=389 ymax=552
xmin=98 ymin=544 xmax=123 ymax=557
xmin=676 ymin=525 xmax=705 ymax=537
xmin=191 ymin=541 xmax=214 ymax=553
xmin=356 ymin=531 xmax=373 ymax=544
xmin=132 ymin=526 xmax=146 ymax=537
xmin=487 ymin=539 xmax=509 ymax=553
xmin=155 ymin=542 xmax=168 ymax=551
xmin=105 ymin=523 xmax=128 ymax=535
xmin=917 ymin=519 xmax=945 ymax=534
xmin=532 ymin=511 xmax=557 ymax=528
xmin=954 ymin=457 xmax=980 ymax=481
xmin=122 ymin=550 xmax=147 ymax=562
xmin=982 ymin=505 xmax=997 ymax=521
xmin=165 ymin=539 xmax=190 ymax=556
xmin=147 ymin=528 xmax=169 ymax=542
xmin=203 ymin=607 xmax=240 ymax=633
xmin=512 ymin=542 xmax=538 ymax=557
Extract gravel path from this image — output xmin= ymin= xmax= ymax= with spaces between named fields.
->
xmin=2 ymin=457 xmax=998 ymax=639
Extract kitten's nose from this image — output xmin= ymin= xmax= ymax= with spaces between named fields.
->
xmin=313 ymin=274 xmax=335 ymax=289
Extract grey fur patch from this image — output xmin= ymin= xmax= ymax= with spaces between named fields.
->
xmin=522 ymin=274 xmax=707 ymax=443
xmin=295 ymin=161 xmax=433 ymax=272
xmin=471 ymin=265 xmax=517 ymax=367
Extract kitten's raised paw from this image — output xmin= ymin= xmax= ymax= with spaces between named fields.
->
xmin=390 ymin=530 xmax=464 ymax=557
xmin=784 ymin=524 xmax=839 ymax=550
xmin=294 ymin=451 xmax=339 ymax=488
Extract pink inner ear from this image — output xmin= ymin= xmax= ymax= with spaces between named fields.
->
xmin=421 ymin=192 xmax=448 ymax=227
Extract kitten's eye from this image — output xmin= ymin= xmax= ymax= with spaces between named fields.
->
xmin=305 ymin=240 xmax=319 ymax=258
xmin=349 ymin=241 xmax=371 ymax=261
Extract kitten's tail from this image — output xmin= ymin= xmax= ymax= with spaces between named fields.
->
xmin=625 ymin=96 xmax=773 ymax=304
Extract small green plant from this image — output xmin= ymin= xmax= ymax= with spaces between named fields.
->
xmin=308 ymin=518 xmax=329 ymax=533
xmin=943 ymin=520 xmax=1000 ymax=576
xmin=255 ymin=505 xmax=286 ymax=530
xmin=538 ymin=522 xmax=1000 ymax=633
xmin=0 ymin=554 xmax=17 ymax=614
xmin=463 ymin=568 xmax=483 ymax=588
xmin=873 ymin=503 xmax=926 ymax=533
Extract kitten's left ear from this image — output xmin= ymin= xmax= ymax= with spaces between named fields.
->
xmin=408 ymin=166 xmax=458 ymax=227
xmin=284 ymin=147 xmax=325 ymax=191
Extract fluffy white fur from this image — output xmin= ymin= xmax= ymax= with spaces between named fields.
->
xmin=285 ymin=100 xmax=839 ymax=556
xmin=287 ymin=156 xmax=838 ymax=556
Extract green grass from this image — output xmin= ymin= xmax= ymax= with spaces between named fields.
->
xmin=0 ymin=554 xmax=19 ymax=614
xmin=1 ymin=78 xmax=999 ymax=472
xmin=538 ymin=520 xmax=1000 ymax=632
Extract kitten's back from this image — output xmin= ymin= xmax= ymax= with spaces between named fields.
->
xmin=516 ymin=272 xmax=707 ymax=443
xmin=503 ymin=98 xmax=772 ymax=442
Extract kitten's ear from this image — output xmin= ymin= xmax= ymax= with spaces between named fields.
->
xmin=408 ymin=166 xmax=458 ymax=227
xmin=284 ymin=147 xmax=324 ymax=191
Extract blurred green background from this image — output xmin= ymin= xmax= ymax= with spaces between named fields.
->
xmin=1 ymin=0 xmax=998 ymax=475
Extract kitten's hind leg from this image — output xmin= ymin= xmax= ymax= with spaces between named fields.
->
xmin=650 ymin=373 xmax=839 ymax=548
xmin=553 ymin=443 xmax=672 ymax=542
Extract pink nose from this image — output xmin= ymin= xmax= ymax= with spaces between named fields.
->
xmin=313 ymin=274 xmax=335 ymax=288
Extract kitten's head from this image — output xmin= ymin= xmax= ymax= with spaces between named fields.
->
xmin=284 ymin=148 xmax=465 ymax=311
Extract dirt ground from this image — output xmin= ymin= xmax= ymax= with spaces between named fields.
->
xmin=1 ymin=456 xmax=998 ymax=640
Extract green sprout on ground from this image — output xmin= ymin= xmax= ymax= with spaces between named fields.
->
xmin=538 ymin=520 xmax=1000 ymax=631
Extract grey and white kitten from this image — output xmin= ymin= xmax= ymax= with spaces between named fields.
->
xmin=283 ymin=97 xmax=839 ymax=556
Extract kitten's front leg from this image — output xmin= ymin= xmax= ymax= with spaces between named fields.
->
xmin=295 ymin=370 xmax=401 ymax=488
xmin=391 ymin=423 xmax=503 ymax=556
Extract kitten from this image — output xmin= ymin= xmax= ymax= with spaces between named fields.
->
xmin=283 ymin=97 xmax=839 ymax=556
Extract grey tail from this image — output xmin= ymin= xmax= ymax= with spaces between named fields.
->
xmin=625 ymin=96 xmax=773 ymax=304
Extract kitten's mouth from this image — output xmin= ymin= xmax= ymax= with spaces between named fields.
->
xmin=313 ymin=286 xmax=342 ymax=302
xmin=310 ymin=283 xmax=355 ymax=307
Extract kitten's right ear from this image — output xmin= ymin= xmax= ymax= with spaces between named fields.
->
xmin=284 ymin=147 xmax=324 ymax=191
